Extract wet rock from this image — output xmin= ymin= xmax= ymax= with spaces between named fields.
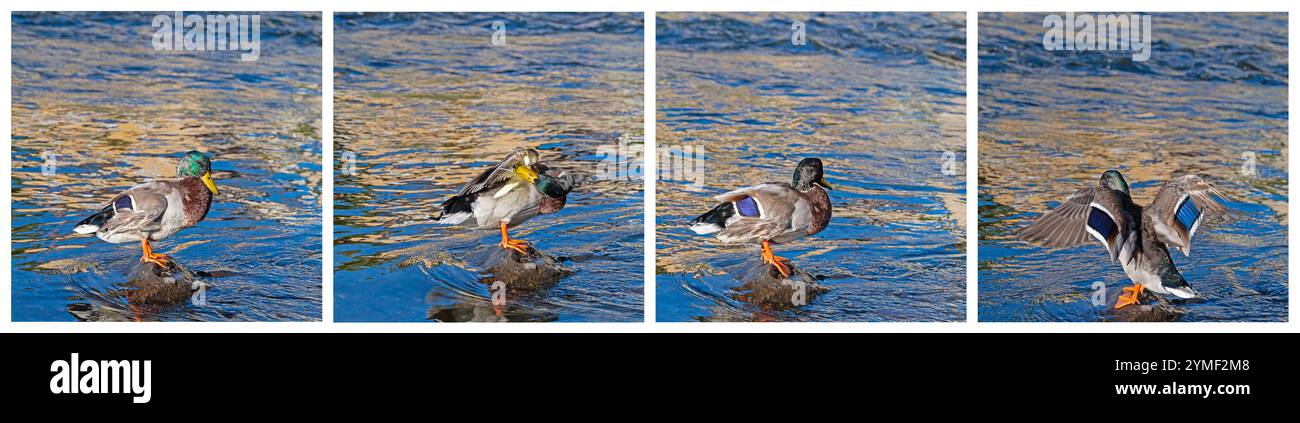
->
xmin=36 ymin=258 xmax=99 ymax=275
xmin=1100 ymin=289 xmax=1184 ymax=322
xmin=465 ymin=243 xmax=572 ymax=294
xmin=730 ymin=259 xmax=827 ymax=309
xmin=122 ymin=260 xmax=205 ymax=306
xmin=414 ymin=242 xmax=571 ymax=322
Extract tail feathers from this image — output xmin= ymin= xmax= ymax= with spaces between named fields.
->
xmin=1165 ymin=277 xmax=1198 ymax=299
xmin=74 ymin=206 xmax=114 ymax=234
xmin=689 ymin=202 xmax=734 ymax=235
xmin=433 ymin=194 xmax=476 ymax=225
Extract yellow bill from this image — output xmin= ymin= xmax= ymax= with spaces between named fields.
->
xmin=201 ymin=171 xmax=219 ymax=195
xmin=514 ymin=164 xmax=539 ymax=183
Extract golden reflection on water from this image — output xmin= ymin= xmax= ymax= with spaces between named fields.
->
xmin=333 ymin=24 xmax=644 ymax=268
xmin=12 ymin=48 xmax=322 ymax=256
xmin=979 ymin=74 xmax=1288 ymax=228
xmin=655 ymin=48 xmax=967 ymax=274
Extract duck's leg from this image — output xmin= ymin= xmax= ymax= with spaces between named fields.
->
xmin=760 ymin=240 xmax=792 ymax=278
xmin=139 ymin=239 xmax=172 ymax=267
xmin=1114 ymin=283 xmax=1145 ymax=309
xmin=498 ymin=221 xmax=530 ymax=254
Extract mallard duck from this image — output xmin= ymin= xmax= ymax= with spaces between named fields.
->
xmin=689 ymin=158 xmax=833 ymax=277
xmin=73 ymin=151 xmax=220 ymax=267
xmin=433 ymin=147 xmax=576 ymax=254
xmin=1019 ymin=170 xmax=1230 ymax=308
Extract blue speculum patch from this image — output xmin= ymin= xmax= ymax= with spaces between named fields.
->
xmin=1176 ymin=198 xmax=1200 ymax=231
xmin=114 ymin=195 xmax=133 ymax=211
xmin=734 ymin=196 xmax=760 ymax=217
xmin=1087 ymin=206 xmax=1115 ymax=239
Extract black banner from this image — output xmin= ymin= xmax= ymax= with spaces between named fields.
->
xmin=0 ymin=333 xmax=1292 ymax=409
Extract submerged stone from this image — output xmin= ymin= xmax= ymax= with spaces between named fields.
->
xmin=1101 ymin=289 xmax=1184 ymax=322
xmin=731 ymin=259 xmax=827 ymax=309
xmin=36 ymin=259 xmax=99 ymax=275
xmin=465 ymin=243 xmax=572 ymax=294
xmin=123 ymin=260 xmax=204 ymax=306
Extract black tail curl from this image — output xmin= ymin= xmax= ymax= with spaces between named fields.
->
xmin=74 ymin=205 xmax=115 ymax=233
xmin=690 ymin=201 xmax=734 ymax=229
xmin=433 ymin=192 xmax=477 ymax=222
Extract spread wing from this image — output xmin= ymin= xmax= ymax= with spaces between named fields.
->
xmin=1145 ymin=175 xmax=1230 ymax=256
xmin=1019 ymin=185 xmax=1134 ymax=262
xmin=453 ymin=147 xmax=537 ymax=197
xmin=1017 ymin=186 xmax=1097 ymax=248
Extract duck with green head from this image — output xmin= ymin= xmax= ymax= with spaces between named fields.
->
xmin=432 ymin=147 xmax=577 ymax=254
xmin=73 ymin=151 xmax=220 ymax=267
xmin=1019 ymin=170 xmax=1230 ymax=308
xmin=688 ymin=158 xmax=834 ymax=277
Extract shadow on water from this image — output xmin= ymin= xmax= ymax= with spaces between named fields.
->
xmin=10 ymin=12 xmax=323 ymax=321
xmin=978 ymin=13 xmax=1288 ymax=322
xmin=332 ymin=13 xmax=645 ymax=322
xmin=655 ymin=12 xmax=968 ymax=322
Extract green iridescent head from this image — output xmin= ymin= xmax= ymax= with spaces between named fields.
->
xmin=792 ymin=158 xmax=833 ymax=191
xmin=536 ymin=172 xmax=576 ymax=198
xmin=1100 ymin=170 xmax=1129 ymax=194
xmin=177 ymin=151 xmax=218 ymax=195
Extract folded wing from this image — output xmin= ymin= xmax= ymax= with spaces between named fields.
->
xmin=709 ymin=183 xmax=801 ymax=243
xmin=97 ymin=183 xmax=171 ymax=236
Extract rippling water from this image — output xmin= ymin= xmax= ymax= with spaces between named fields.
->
xmin=656 ymin=12 xmax=967 ymax=322
xmin=10 ymin=12 xmax=323 ymax=321
xmin=332 ymin=13 xmax=644 ymax=322
xmin=978 ymin=12 xmax=1287 ymax=322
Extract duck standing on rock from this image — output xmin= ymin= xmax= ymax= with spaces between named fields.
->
xmin=1019 ymin=171 xmax=1231 ymax=309
xmin=73 ymin=151 xmax=220 ymax=267
xmin=689 ymin=158 xmax=833 ymax=277
xmin=433 ymin=147 xmax=577 ymax=255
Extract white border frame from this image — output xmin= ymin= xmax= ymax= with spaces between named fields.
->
xmin=1 ymin=1 xmax=1294 ymax=333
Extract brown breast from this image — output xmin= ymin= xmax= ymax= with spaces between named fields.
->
xmin=539 ymin=195 xmax=568 ymax=215
xmin=807 ymin=185 xmax=832 ymax=235
xmin=180 ymin=176 xmax=214 ymax=227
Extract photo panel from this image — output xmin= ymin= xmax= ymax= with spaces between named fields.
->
xmin=10 ymin=11 xmax=324 ymax=321
xmin=655 ymin=12 xmax=968 ymax=322
xmin=977 ymin=12 xmax=1288 ymax=322
xmin=332 ymin=12 xmax=646 ymax=322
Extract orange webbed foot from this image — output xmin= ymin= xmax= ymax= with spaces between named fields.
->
xmin=768 ymin=256 xmax=792 ymax=278
xmin=1114 ymin=284 xmax=1145 ymax=309
xmin=138 ymin=239 xmax=173 ymax=269
xmin=500 ymin=238 xmax=531 ymax=255
xmin=141 ymin=253 xmax=173 ymax=268
xmin=759 ymin=240 xmax=793 ymax=278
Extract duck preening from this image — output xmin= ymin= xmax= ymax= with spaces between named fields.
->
xmin=73 ymin=151 xmax=219 ymax=267
xmin=433 ymin=147 xmax=577 ymax=255
xmin=1019 ymin=170 xmax=1230 ymax=309
xmin=689 ymin=158 xmax=833 ymax=277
